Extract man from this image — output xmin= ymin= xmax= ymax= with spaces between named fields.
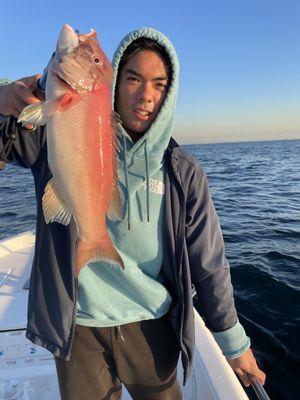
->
xmin=0 ymin=27 xmax=265 ymax=399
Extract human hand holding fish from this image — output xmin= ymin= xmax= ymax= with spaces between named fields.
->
xmin=0 ymin=74 xmax=43 ymax=130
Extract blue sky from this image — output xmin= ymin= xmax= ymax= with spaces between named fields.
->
xmin=1 ymin=0 xmax=300 ymax=143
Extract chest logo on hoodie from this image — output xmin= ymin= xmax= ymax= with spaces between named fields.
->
xmin=142 ymin=179 xmax=165 ymax=196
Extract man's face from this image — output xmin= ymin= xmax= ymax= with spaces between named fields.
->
xmin=115 ymin=49 xmax=170 ymax=141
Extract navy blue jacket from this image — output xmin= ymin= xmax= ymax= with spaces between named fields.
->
xmin=0 ymin=117 xmax=237 ymax=383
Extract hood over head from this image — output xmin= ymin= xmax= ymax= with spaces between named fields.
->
xmin=111 ymin=28 xmax=179 ymax=229
xmin=112 ymin=27 xmax=179 ymax=160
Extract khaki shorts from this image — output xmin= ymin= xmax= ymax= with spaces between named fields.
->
xmin=55 ymin=312 xmax=182 ymax=400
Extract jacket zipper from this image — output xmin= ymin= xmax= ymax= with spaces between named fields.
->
xmin=167 ymin=150 xmax=190 ymax=372
xmin=65 ymin=276 xmax=78 ymax=360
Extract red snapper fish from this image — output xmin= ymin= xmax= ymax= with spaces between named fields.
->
xmin=18 ymin=24 xmax=124 ymax=276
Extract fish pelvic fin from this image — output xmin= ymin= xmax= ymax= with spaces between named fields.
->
xmin=42 ymin=178 xmax=72 ymax=225
xmin=18 ymin=102 xmax=47 ymax=127
xmin=75 ymin=238 xmax=124 ymax=276
xmin=18 ymin=93 xmax=78 ymax=127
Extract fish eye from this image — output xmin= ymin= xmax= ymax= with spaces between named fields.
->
xmin=93 ymin=56 xmax=101 ymax=64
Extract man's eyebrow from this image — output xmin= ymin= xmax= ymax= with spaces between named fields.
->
xmin=126 ymin=68 xmax=168 ymax=81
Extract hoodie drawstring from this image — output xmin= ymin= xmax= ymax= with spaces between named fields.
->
xmin=144 ymin=139 xmax=150 ymax=222
xmin=123 ymin=136 xmax=131 ymax=230
xmin=123 ymin=136 xmax=150 ymax=229
xmin=118 ymin=325 xmax=125 ymax=342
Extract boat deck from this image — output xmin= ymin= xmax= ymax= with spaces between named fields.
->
xmin=0 ymin=232 xmax=249 ymax=399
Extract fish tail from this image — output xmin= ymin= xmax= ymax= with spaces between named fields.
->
xmin=74 ymin=238 xmax=124 ymax=276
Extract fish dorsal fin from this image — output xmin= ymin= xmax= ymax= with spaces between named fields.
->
xmin=111 ymin=110 xmax=122 ymax=126
xmin=111 ymin=110 xmax=123 ymax=153
xmin=107 ymin=180 xmax=122 ymax=221
xmin=42 ymin=178 xmax=72 ymax=225
xmin=107 ymin=113 xmax=122 ymax=221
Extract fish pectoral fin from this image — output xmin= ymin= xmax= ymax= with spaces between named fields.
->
xmin=57 ymin=92 xmax=77 ymax=111
xmin=17 ymin=98 xmax=61 ymax=127
xmin=42 ymin=178 xmax=72 ymax=225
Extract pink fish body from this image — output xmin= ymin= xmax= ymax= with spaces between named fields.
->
xmin=19 ymin=24 xmax=123 ymax=276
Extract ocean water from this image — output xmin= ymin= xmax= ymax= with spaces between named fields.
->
xmin=0 ymin=139 xmax=299 ymax=399
xmin=185 ymin=139 xmax=300 ymax=400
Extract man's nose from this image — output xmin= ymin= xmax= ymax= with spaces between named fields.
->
xmin=138 ymin=82 xmax=153 ymax=103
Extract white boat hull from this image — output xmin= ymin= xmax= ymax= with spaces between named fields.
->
xmin=0 ymin=232 xmax=248 ymax=399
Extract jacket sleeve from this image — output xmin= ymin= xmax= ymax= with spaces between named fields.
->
xmin=185 ymin=164 xmax=250 ymax=357
xmin=0 ymin=114 xmax=46 ymax=169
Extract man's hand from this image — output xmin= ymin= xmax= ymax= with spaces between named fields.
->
xmin=226 ymin=348 xmax=266 ymax=387
xmin=0 ymin=75 xmax=43 ymax=129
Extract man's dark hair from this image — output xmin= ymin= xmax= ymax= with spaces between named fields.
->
xmin=117 ymin=38 xmax=172 ymax=83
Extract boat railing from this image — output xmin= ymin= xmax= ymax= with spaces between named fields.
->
xmin=192 ymin=292 xmax=271 ymax=400
xmin=251 ymin=377 xmax=271 ymax=400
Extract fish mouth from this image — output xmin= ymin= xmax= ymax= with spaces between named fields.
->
xmin=51 ymin=57 xmax=83 ymax=92
xmin=52 ymin=66 xmax=75 ymax=90
xmin=57 ymin=24 xmax=79 ymax=55
xmin=54 ymin=71 xmax=70 ymax=87
xmin=52 ymin=59 xmax=95 ymax=93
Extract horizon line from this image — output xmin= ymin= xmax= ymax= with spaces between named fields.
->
xmin=178 ymin=137 xmax=300 ymax=146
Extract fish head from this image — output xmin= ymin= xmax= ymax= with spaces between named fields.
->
xmin=52 ymin=24 xmax=112 ymax=93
